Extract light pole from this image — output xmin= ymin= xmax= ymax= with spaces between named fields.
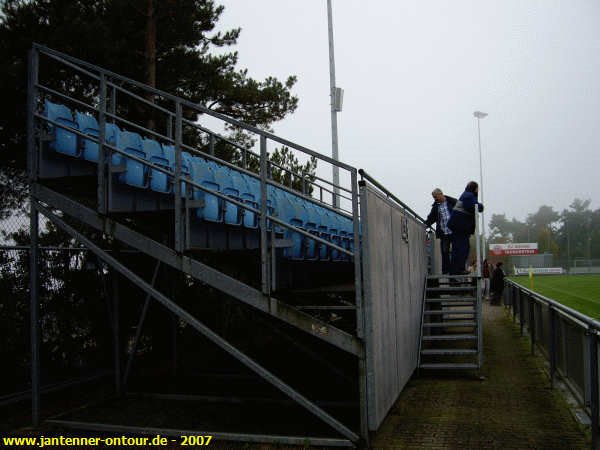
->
xmin=327 ymin=0 xmax=342 ymax=208
xmin=473 ymin=110 xmax=488 ymax=256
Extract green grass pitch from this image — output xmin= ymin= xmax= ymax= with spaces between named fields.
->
xmin=510 ymin=274 xmax=600 ymax=319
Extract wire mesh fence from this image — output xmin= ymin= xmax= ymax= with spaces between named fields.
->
xmin=0 ymin=215 xmax=115 ymax=401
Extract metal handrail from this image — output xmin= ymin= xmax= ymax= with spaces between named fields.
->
xmin=34 ymin=43 xmax=356 ymax=172
xmin=36 ymin=44 xmax=354 ymax=209
xmin=358 ymin=169 xmax=427 ymax=224
xmin=181 ymin=119 xmax=354 ymax=202
xmin=505 ymin=279 xmax=600 ymax=332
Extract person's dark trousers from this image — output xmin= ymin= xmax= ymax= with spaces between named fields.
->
xmin=440 ymin=234 xmax=452 ymax=274
xmin=450 ymin=233 xmax=470 ymax=275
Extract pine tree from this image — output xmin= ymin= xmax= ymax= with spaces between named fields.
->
xmin=0 ymin=0 xmax=300 ymax=216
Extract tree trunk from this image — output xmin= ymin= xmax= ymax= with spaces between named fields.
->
xmin=145 ymin=0 xmax=156 ymax=130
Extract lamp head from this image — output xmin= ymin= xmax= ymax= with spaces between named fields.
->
xmin=473 ymin=111 xmax=488 ymax=119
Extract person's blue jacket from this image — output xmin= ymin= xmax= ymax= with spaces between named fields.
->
xmin=447 ymin=190 xmax=483 ymax=235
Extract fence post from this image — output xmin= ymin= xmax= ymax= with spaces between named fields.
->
xmin=549 ymin=306 xmax=557 ymax=388
xmin=512 ymin=286 xmax=517 ymax=323
xmin=588 ymin=331 xmax=599 ymax=449
xmin=520 ymin=290 xmax=524 ymax=336
xmin=529 ymin=295 xmax=535 ymax=355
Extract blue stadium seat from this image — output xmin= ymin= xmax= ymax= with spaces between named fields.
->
xmin=114 ymin=131 xmax=147 ymax=188
xmin=162 ymin=145 xmax=191 ymax=196
xmin=74 ymin=112 xmax=119 ymax=162
xmin=142 ymin=139 xmax=171 ymax=193
xmin=230 ymin=172 xmax=258 ymax=229
xmin=315 ymin=207 xmax=332 ymax=260
xmin=273 ymin=191 xmax=304 ymax=260
xmin=244 ymin=176 xmax=275 ymax=231
xmin=190 ymin=157 xmax=221 ymax=223
xmin=328 ymin=214 xmax=343 ymax=261
xmin=44 ymin=101 xmax=78 ymax=157
xmin=212 ymin=165 xmax=242 ymax=226
xmin=300 ymin=201 xmax=320 ymax=260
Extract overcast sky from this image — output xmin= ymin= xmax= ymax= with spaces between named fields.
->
xmin=215 ymin=0 xmax=599 ymax=223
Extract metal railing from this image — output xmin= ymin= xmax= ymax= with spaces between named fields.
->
xmin=504 ymin=279 xmax=600 ymax=447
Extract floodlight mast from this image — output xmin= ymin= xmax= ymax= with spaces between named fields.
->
xmin=327 ymin=0 xmax=341 ymax=208
xmin=473 ymin=110 xmax=488 ymax=257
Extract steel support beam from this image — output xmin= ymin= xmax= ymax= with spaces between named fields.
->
xmin=35 ymin=203 xmax=359 ymax=443
xmin=32 ymin=185 xmax=361 ymax=356
xmin=111 ymin=252 xmax=121 ymax=396
xmin=122 ymin=261 xmax=161 ymax=388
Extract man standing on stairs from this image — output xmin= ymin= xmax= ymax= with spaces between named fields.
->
xmin=447 ymin=181 xmax=484 ymax=275
xmin=425 ymin=188 xmax=457 ymax=275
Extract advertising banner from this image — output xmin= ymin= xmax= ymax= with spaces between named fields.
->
xmin=489 ymin=243 xmax=538 ymax=256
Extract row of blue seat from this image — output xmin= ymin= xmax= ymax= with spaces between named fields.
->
xmin=43 ymin=100 xmax=354 ymax=261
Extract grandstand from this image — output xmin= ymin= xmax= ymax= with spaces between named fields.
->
xmin=24 ymin=45 xmax=481 ymax=446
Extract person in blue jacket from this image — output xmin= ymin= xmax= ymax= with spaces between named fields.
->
xmin=447 ymin=181 xmax=484 ymax=275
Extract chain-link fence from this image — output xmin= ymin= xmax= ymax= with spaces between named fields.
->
xmin=0 ymin=208 xmax=116 ymax=404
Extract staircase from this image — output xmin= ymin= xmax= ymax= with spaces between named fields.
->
xmin=418 ymin=274 xmax=483 ymax=371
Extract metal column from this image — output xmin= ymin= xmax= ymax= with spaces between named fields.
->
xmin=112 ymin=258 xmax=121 ymax=396
xmin=27 ymin=47 xmax=40 ymax=427
xmin=29 ymin=201 xmax=40 ymax=426
xmin=259 ymin=135 xmax=270 ymax=296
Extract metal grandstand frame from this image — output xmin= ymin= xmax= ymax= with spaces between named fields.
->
xmin=25 ymin=44 xmax=430 ymax=447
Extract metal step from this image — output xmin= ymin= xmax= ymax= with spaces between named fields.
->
xmin=423 ymin=322 xmax=477 ymax=328
xmin=424 ymin=309 xmax=476 ymax=315
xmin=422 ymin=334 xmax=477 ymax=341
xmin=427 ymin=275 xmax=477 ymax=280
xmin=420 ymin=349 xmax=477 ymax=356
xmin=426 ymin=286 xmax=476 ymax=292
xmin=425 ymin=297 xmax=475 ymax=302
xmin=419 ymin=363 xmax=479 ymax=370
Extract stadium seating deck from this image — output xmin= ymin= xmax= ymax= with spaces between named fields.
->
xmin=43 ymin=100 xmax=353 ymax=261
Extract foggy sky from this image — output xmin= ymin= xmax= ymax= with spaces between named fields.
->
xmin=215 ymin=0 xmax=600 ymax=223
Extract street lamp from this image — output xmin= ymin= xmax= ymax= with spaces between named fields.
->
xmin=327 ymin=0 xmax=342 ymax=208
xmin=473 ymin=110 xmax=488 ymax=255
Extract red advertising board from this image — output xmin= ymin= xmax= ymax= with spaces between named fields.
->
xmin=489 ymin=243 xmax=538 ymax=256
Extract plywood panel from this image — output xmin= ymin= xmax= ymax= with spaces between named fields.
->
xmin=361 ymin=185 xmax=427 ymax=430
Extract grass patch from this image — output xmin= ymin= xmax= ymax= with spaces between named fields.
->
xmin=509 ymin=274 xmax=600 ymax=319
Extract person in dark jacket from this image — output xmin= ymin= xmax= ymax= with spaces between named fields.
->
xmin=447 ymin=181 xmax=484 ymax=275
xmin=425 ymin=188 xmax=457 ymax=274
xmin=490 ymin=262 xmax=505 ymax=305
